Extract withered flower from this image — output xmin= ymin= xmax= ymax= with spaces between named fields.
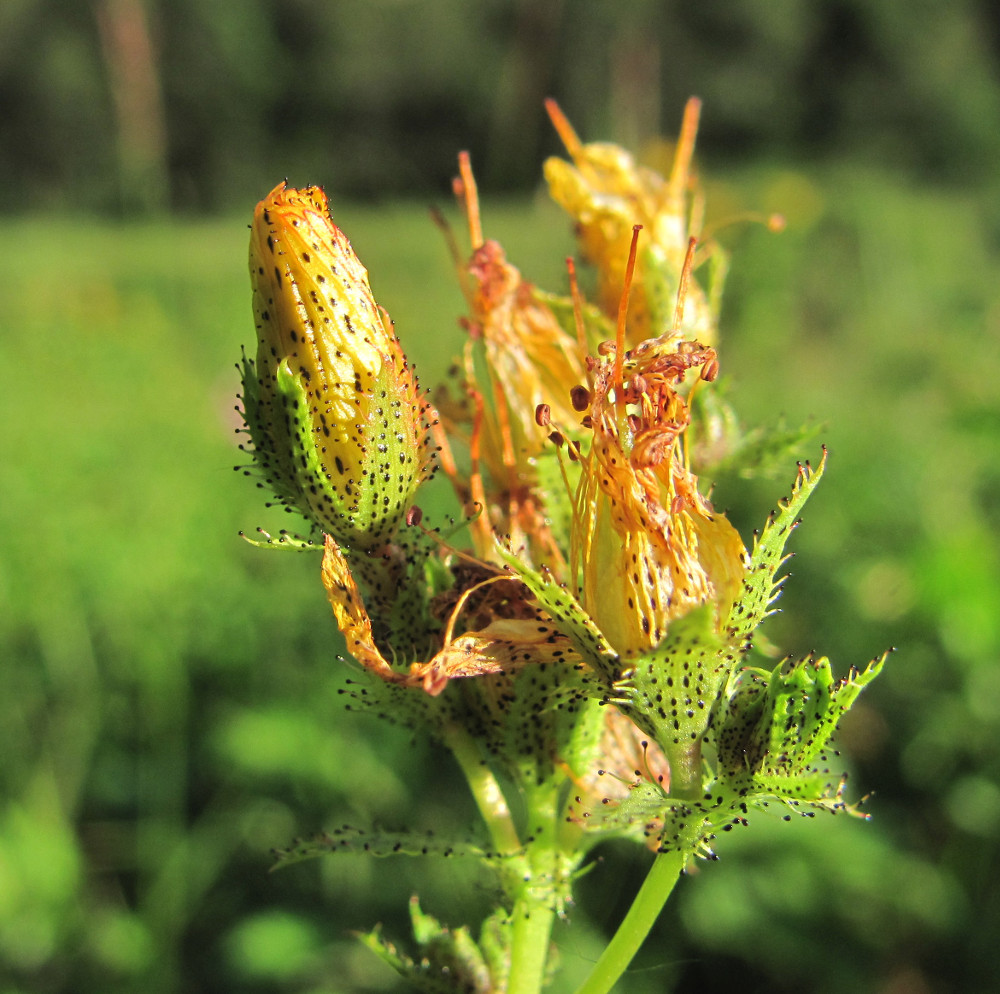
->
xmin=573 ymin=332 xmax=746 ymax=659
xmin=433 ymin=154 xmax=591 ymax=569
xmin=544 ymin=98 xmax=721 ymax=347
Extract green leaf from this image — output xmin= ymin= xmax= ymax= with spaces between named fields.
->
xmin=618 ymin=605 xmax=727 ymax=797
xmin=689 ymin=382 xmax=823 ymax=480
xmin=475 ymin=660 xmax=606 ymax=787
xmin=620 ymin=606 xmax=724 ymax=744
xmin=531 ymin=287 xmax=614 ymax=352
xmin=714 ymin=650 xmax=889 ymax=810
xmin=271 ymin=825 xmax=492 ymax=870
xmin=359 ymin=897 xmax=496 ymax=994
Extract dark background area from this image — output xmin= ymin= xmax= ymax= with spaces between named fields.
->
xmin=2 ymin=2 xmax=1000 ymax=992
xmin=3 ymin=0 xmax=1000 ymax=212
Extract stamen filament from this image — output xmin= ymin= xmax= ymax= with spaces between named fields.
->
xmin=671 ymin=236 xmax=698 ymax=336
xmin=545 ymin=97 xmax=583 ymax=159
xmin=457 ymin=150 xmax=484 ymax=250
xmin=667 ymin=96 xmax=701 ymax=206
xmin=567 ymin=256 xmax=589 ymax=364
xmin=612 ymin=224 xmax=643 ymax=394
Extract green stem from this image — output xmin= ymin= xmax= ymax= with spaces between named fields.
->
xmin=446 ymin=728 xmax=566 ymax=994
xmin=573 ymin=849 xmax=686 ymax=994
xmin=508 ymin=888 xmax=556 ymax=994
xmin=443 ymin=723 xmax=521 ymax=854
xmin=507 ymin=784 xmax=561 ymax=994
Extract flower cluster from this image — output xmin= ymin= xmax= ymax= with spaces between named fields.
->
xmin=237 ymin=101 xmax=885 ymax=994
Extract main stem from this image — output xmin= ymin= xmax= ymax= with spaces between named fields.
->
xmin=573 ymin=849 xmax=686 ymax=994
xmin=507 ymin=783 xmax=561 ymax=994
xmin=447 ymin=727 xmax=561 ymax=994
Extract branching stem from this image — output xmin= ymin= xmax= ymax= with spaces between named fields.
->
xmin=444 ymin=723 xmax=521 ymax=854
xmin=573 ymin=849 xmax=686 ymax=994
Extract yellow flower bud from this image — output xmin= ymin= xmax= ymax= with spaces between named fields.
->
xmin=241 ymin=182 xmax=430 ymax=549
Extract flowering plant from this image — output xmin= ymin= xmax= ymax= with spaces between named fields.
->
xmin=236 ymin=99 xmax=885 ymax=994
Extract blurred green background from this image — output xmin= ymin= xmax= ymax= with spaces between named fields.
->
xmin=2 ymin=1 xmax=999 ymax=992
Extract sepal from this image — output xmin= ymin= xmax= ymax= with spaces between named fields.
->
xmin=725 ymin=449 xmax=827 ymax=650
xmin=494 ymin=541 xmax=619 ymax=684
xmin=715 ymin=651 xmax=888 ymax=795
xmin=615 ymin=604 xmax=728 ymax=796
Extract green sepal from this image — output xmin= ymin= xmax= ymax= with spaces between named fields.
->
xmin=574 ymin=776 xmax=729 ymax=861
xmin=716 ymin=651 xmax=887 ymax=792
xmin=239 ymin=350 xmax=307 ymax=514
xmin=242 ymin=354 xmax=424 ymax=553
xmin=238 ymin=527 xmax=320 ymax=551
xmin=494 ymin=541 xmax=619 ymax=684
xmin=530 ymin=447 xmax=581 ymax=560
xmin=580 ymin=779 xmax=674 ymax=848
xmin=338 ymin=675 xmax=464 ymax=748
xmin=530 ymin=287 xmax=614 ymax=353
xmin=271 ymin=824 xmax=494 ymax=870
xmin=642 ymin=240 xmax=729 ymax=337
xmin=721 ymin=416 xmax=823 ymax=480
xmin=252 ymin=357 xmax=360 ymax=540
xmin=358 ymin=896 xmax=498 ymax=994
xmin=469 ymin=660 xmax=606 ymax=789
xmin=725 ymin=450 xmax=827 ymax=651
xmin=347 ymin=531 xmax=442 ymax=662
xmin=617 ymin=604 xmax=727 ymax=798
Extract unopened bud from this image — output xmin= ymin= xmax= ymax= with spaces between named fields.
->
xmin=241 ymin=182 xmax=429 ymax=549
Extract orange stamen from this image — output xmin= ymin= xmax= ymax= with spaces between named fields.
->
xmin=545 ymin=98 xmax=583 ymax=160
xmin=671 ymin=236 xmax=698 ymax=336
xmin=464 ymin=342 xmax=493 ymax=553
xmin=443 ymin=574 xmax=508 ymax=646
xmin=668 ymin=97 xmax=701 ymax=205
xmin=612 ymin=224 xmax=643 ymax=393
xmin=457 ymin=151 xmax=483 ymax=251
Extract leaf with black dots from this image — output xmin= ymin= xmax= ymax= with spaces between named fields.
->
xmin=473 ymin=653 xmax=606 ymax=788
xmin=760 ymin=651 xmax=886 ymax=779
xmin=582 ymin=779 xmax=673 ymax=843
xmin=618 ymin=604 xmax=726 ymax=770
xmin=272 ymin=825 xmax=496 ymax=869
